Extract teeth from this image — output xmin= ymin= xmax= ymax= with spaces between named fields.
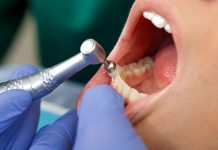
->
xmin=143 ymin=12 xmax=155 ymax=20
xmin=151 ymin=14 xmax=167 ymax=28
xmin=143 ymin=11 xmax=172 ymax=34
xmin=164 ymin=24 xmax=172 ymax=33
xmin=112 ymin=74 xmax=131 ymax=100
xmin=129 ymin=88 xmax=147 ymax=103
xmin=121 ymin=57 xmax=153 ymax=79
xmin=111 ymin=73 xmax=147 ymax=103
xmin=108 ymin=57 xmax=154 ymax=103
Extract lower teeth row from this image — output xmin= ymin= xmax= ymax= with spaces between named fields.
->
xmin=121 ymin=57 xmax=153 ymax=79
xmin=108 ymin=57 xmax=154 ymax=103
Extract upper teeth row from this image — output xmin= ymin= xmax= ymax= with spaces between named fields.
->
xmin=143 ymin=11 xmax=172 ymax=33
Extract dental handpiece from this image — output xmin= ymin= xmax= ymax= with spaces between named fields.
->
xmin=0 ymin=39 xmax=106 ymax=100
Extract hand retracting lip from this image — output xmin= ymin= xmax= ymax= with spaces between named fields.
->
xmin=0 ymin=39 xmax=106 ymax=100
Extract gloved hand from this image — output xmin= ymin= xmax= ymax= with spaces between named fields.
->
xmin=29 ymin=109 xmax=78 ymax=150
xmin=74 ymin=85 xmax=147 ymax=150
xmin=0 ymin=64 xmax=77 ymax=150
xmin=0 ymin=65 xmax=40 ymax=150
xmin=28 ymin=85 xmax=147 ymax=150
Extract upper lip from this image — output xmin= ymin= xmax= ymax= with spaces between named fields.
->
xmin=123 ymin=0 xmax=183 ymax=58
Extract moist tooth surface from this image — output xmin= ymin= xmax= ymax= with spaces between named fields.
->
xmin=151 ymin=14 xmax=167 ymax=28
xmin=143 ymin=11 xmax=172 ymax=33
xmin=164 ymin=24 xmax=172 ymax=33
xmin=108 ymin=57 xmax=154 ymax=103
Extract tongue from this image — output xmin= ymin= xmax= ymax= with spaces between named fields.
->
xmin=153 ymin=44 xmax=177 ymax=89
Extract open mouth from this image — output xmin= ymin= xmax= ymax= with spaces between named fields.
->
xmin=108 ymin=10 xmax=176 ymax=102
xmin=78 ymin=0 xmax=183 ymax=124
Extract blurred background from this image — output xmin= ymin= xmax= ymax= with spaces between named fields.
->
xmin=2 ymin=13 xmax=38 ymax=66
xmin=0 ymin=0 xmax=133 ymax=127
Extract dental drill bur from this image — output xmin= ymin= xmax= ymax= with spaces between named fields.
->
xmin=103 ymin=59 xmax=122 ymax=79
xmin=103 ymin=60 xmax=116 ymax=73
xmin=0 ymin=39 xmax=106 ymax=100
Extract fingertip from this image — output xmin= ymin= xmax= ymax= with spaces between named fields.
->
xmin=55 ymin=108 xmax=78 ymax=129
xmin=82 ymin=85 xmax=124 ymax=105
xmin=30 ymin=109 xmax=78 ymax=150
xmin=0 ymin=90 xmax=32 ymax=112
xmin=0 ymin=90 xmax=32 ymax=131
xmin=10 ymin=64 xmax=39 ymax=80
xmin=79 ymin=85 xmax=124 ymax=117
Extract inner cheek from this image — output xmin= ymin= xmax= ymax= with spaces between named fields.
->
xmin=110 ymin=18 xmax=165 ymax=65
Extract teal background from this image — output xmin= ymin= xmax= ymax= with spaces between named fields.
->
xmin=38 ymin=110 xmax=60 ymax=130
xmin=0 ymin=0 xmax=134 ymax=83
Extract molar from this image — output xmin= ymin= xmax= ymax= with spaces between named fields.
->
xmin=108 ymin=57 xmax=154 ymax=103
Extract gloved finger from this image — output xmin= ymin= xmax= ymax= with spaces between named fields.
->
xmin=0 ymin=64 xmax=39 ymax=128
xmin=30 ymin=108 xmax=78 ymax=150
xmin=0 ymin=65 xmax=40 ymax=148
xmin=8 ymin=64 xmax=41 ymax=149
xmin=74 ymin=85 xmax=147 ymax=150
xmin=0 ymin=64 xmax=40 ymax=128
xmin=10 ymin=64 xmax=38 ymax=80
xmin=0 ymin=63 xmax=38 ymax=133
xmin=0 ymin=100 xmax=40 ymax=150
xmin=0 ymin=90 xmax=32 ymax=133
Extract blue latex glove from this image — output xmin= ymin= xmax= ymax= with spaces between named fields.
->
xmin=74 ymin=85 xmax=147 ymax=150
xmin=29 ymin=85 xmax=147 ymax=150
xmin=0 ymin=65 xmax=40 ymax=150
xmin=29 ymin=109 xmax=78 ymax=150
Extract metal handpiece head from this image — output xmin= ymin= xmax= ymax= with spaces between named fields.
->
xmin=80 ymin=39 xmax=106 ymax=64
xmin=103 ymin=60 xmax=116 ymax=73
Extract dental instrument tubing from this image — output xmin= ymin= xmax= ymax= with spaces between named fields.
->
xmin=0 ymin=39 xmax=106 ymax=100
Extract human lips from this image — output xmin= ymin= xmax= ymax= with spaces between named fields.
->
xmin=77 ymin=0 xmax=184 ymax=123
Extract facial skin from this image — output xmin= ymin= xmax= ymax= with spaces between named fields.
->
xmin=78 ymin=0 xmax=218 ymax=149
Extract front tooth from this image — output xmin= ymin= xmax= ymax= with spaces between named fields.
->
xmin=112 ymin=74 xmax=131 ymax=100
xmin=128 ymin=88 xmax=146 ymax=103
xmin=151 ymin=14 xmax=167 ymax=28
xmin=143 ymin=12 xmax=156 ymax=20
xmin=108 ymin=64 xmax=122 ymax=78
xmin=164 ymin=24 xmax=172 ymax=33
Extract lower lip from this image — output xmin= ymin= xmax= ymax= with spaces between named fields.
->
xmin=125 ymin=90 xmax=163 ymax=123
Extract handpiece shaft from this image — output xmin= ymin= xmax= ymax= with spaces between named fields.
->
xmin=49 ymin=53 xmax=88 ymax=85
xmin=0 ymin=39 xmax=106 ymax=100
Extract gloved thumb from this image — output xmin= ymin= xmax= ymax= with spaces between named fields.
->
xmin=74 ymin=85 xmax=146 ymax=150
xmin=0 ymin=90 xmax=32 ymax=133
xmin=0 ymin=64 xmax=38 ymax=133
xmin=30 ymin=109 xmax=77 ymax=150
